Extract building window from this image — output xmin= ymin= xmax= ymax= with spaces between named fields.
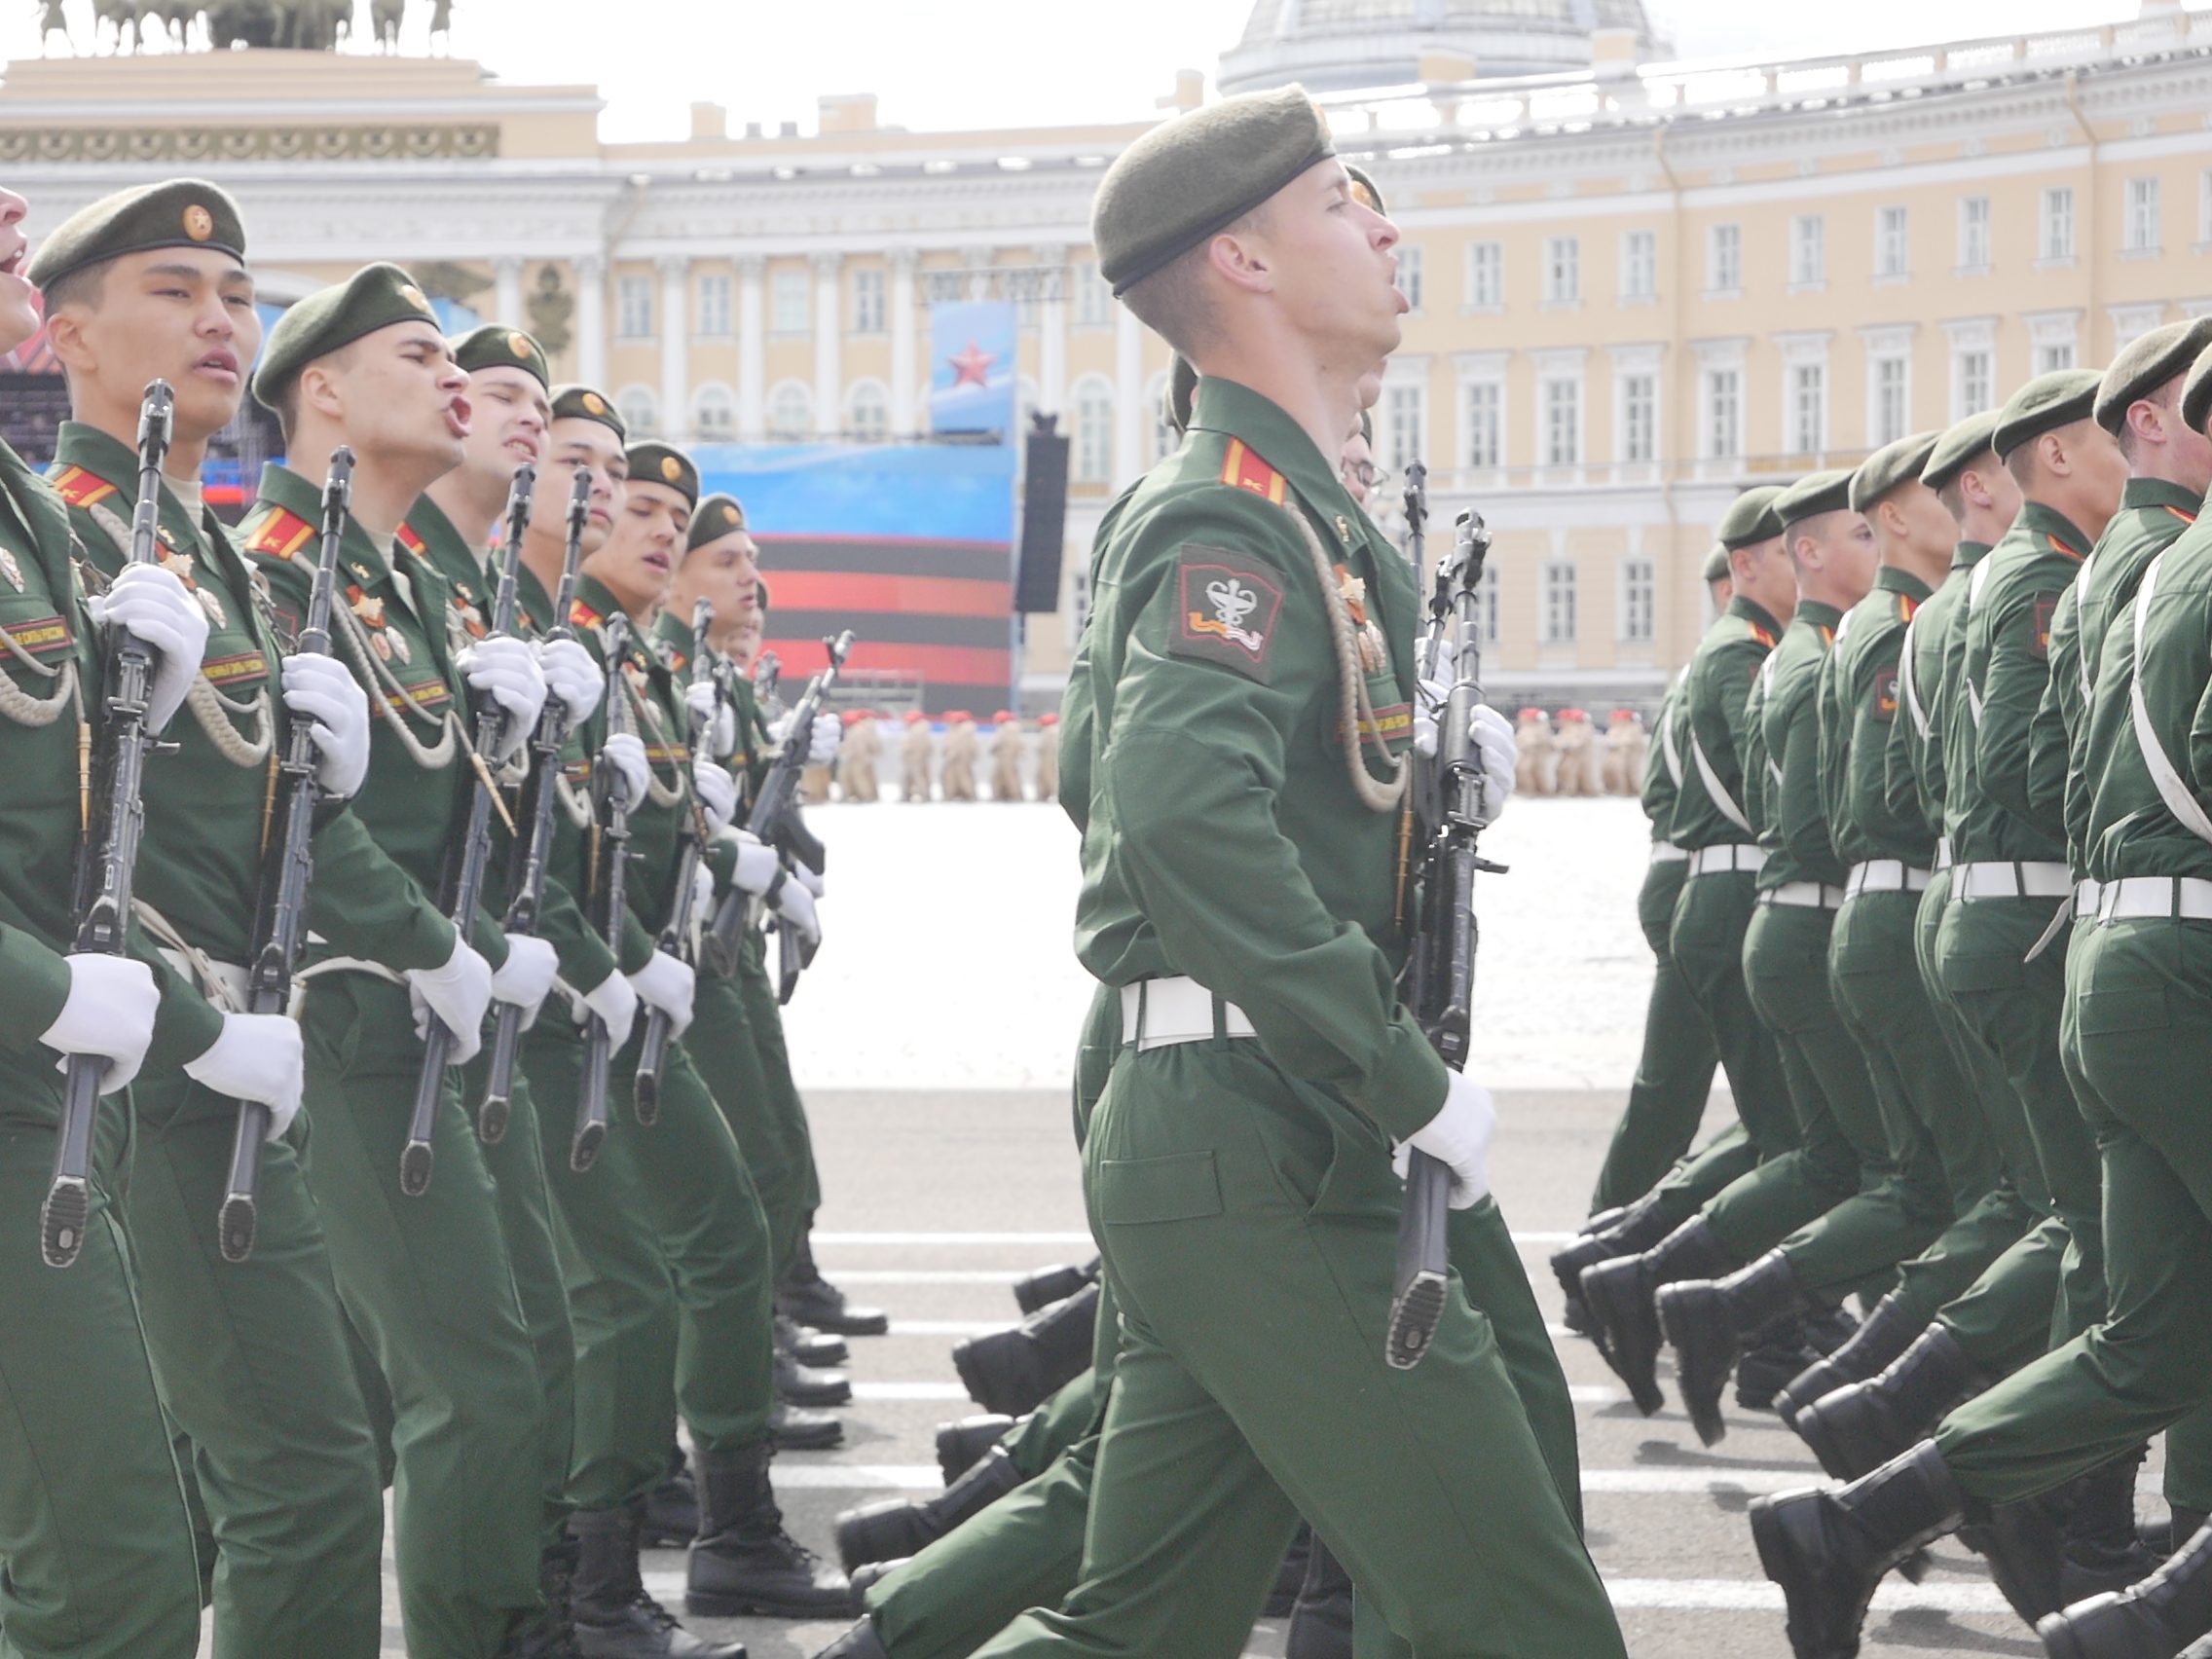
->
xmin=1542 ymin=560 xmax=1577 ymax=645
xmin=1703 ymin=367 xmax=1742 ymax=460
xmin=2037 ymin=340 xmax=2076 ymax=374
xmin=1383 ymin=381 xmax=1425 ymax=473
xmin=1621 ymin=229 xmax=1656 ymax=302
xmin=616 ymin=386 xmax=657 ymax=438
xmin=770 ymin=270 xmax=810 ymax=336
xmin=846 ymin=381 xmax=891 ymax=441
xmin=1790 ymin=215 xmax=1825 ymax=287
xmin=1541 ymin=377 xmax=1580 ymax=467
xmin=1871 ymin=355 xmax=1910 ymax=447
xmin=2125 ymin=177 xmax=2160 ymax=254
xmin=1465 ymin=240 xmax=1503 ymax=309
xmin=1707 ymin=223 xmax=1741 ymax=295
xmin=691 ymin=384 xmax=734 ymax=440
xmin=1954 ymin=349 xmax=1993 ymax=420
xmin=2041 ymin=187 xmax=2076 ymax=261
xmin=1621 ymin=559 xmax=1655 ymax=644
xmin=1545 ymin=236 xmax=1579 ymax=305
xmin=1462 ymin=381 xmax=1502 ymax=470
xmin=1958 ymin=197 xmax=1991 ymax=272
xmin=1620 ymin=373 xmax=1656 ymax=463
xmin=852 ymin=269 xmax=887 ymax=335
xmin=1072 ymin=378 xmax=1114 ymax=483
xmin=1072 ymin=259 xmax=1113 ymax=327
xmin=616 ymin=275 xmax=652 ymax=341
xmin=694 ymin=273 xmax=732 ymax=339
xmin=1476 ymin=563 xmax=1501 ymax=645
xmin=766 ymin=382 xmax=811 ymax=439
xmin=1790 ymin=362 xmax=1826 ymax=455
xmin=1396 ymin=246 xmax=1423 ymax=313
xmin=1875 ymin=206 xmax=1909 ymax=278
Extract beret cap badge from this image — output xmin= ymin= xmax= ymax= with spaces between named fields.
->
xmin=182 ymin=204 xmax=214 ymax=241
xmin=583 ymin=391 xmax=608 ymax=415
xmin=661 ymin=456 xmax=682 ymax=482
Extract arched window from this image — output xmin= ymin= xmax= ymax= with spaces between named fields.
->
xmin=692 ymin=383 xmax=735 ymax=441
xmin=1144 ymin=369 xmax=1178 ymax=462
xmin=767 ymin=381 xmax=813 ymax=441
xmin=615 ymin=386 xmax=657 ymax=440
xmin=846 ymin=380 xmax=891 ymax=442
xmin=1072 ymin=375 xmax=1114 ymax=485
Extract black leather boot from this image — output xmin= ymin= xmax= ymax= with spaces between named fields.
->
xmin=505 ymin=1537 xmax=582 ymax=1658
xmin=1268 ymin=1524 xmax=1312 ymax=1618
xmin=812 ymin=1620 xmax=891 ymax=1659
xmin=849 ymin=1558 xmax=907 ymax=1600
xmin=834 ymin=1448 xmax=1023 ymax=1571
xmin=1658 ymin=1249 xmax=1809 ymax=1446
xmin=1550 ymin=1192 xmax=1674 ymax=1334
xmin=1795 ymin=1324 xmax=1985 ymax=1482
xmin=1580 ymin=1216 xmax=1736 ymax=1415
xmin=771 ymin=1402 xmax=843 ymax=1453
xmin=777 ymin=1350 xmax=854 ymax=1408
xmin=642 ymin=1445 xmax=699 ymax=1547
xmin=1777 ymin=1292 xmax=1926 ymax=1427
xmin=1958 ymin=1488 xmax=2071 ymax=1626
xmin=780 ymin=1232 xmax=890 ymax=1338
xmin=571 ymin=1504 xmax=746 ymax=1659
xmin=1285 ymin=1535 xmax=1353 ymax=1659
xmin=1736 ymin=1316 xmax=1823 ymax=1412
xmin=936 ymin=1414 xmax=1016 ymax=1483
xmin=2041 ymin=1507 xmax=2212 ymax=1659
xmin=2058 ymin=1447 xmax=2161 ymax=1605
xmin=1013 ymin=1257 xmax=1099 ymax=1315
xmin=688 ymin=1442 xmax=853 ymax=1618
xmin=953 ymin=1284 xmax=1100 ymax=1417
xmin=776 ymin=1314 xmax=848 ymax=1368
xmin=1751 ymin=1441 xmax=1967 ymax=1659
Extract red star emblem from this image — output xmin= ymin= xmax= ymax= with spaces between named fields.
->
xmin=948 ymin=341 xmax=995 ymax=388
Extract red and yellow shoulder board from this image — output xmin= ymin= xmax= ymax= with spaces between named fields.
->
xmin=243 ymin=507 xmax=316 ymax=561
xmin=570 ymin=598 xmax=605 ymax=632
xmin=396 ymin=521 xmax=428 ymax=558
xmin=2046 ymin=533 xmax=2083 ymax=563
xmin=49 ymin=464 xmax=119 ymax=509
xmin=1747 ymin=621 xmax=1776 ymax=648
xmin=1219 ymin=438 xmax=1285 ymax=505
xmin=1899 ymin=593 xmax=1920 ymax=623
xmin=2166 ymin=505 xmax=2197 ymax=528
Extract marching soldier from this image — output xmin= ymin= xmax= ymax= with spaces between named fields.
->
xmin=902 ymin=708 xmax=935 ymax=799
xmin=840 ymin=708 xmax=884 ymax=800
xmin=940 ymin=710 xmax=979 ymax=799
xmin=990 ymin=709 xmax=1027 ymax=800
xmin=1512 ymin=708 xmax=1551 ymax=794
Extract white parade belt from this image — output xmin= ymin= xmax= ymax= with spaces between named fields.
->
xmin=2074 ymin=878 xmax=2104 ymax=919
xmin=1649 ymin=843 xmax=1690 ymax=866
xmin=1121 ymin=977 xmax=1257 ymax=1051
xmin=2095 ymin=875 xmax=2212 ymax=922
xmin=1844 ymin=861 xmax=1931 ymax=898
xmin=1686 ymin=844 xmax=1765 ymax=877
xmin=1954 ymin=861 xmax=2072 ymax=901
xmin=1758 ymin=881 xmax=1847 ymax=910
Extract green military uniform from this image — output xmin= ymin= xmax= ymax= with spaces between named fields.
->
xmin=0 ymin=434 xmax=220 ymax=1658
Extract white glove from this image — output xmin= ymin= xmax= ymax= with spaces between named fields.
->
xmin=792 ymin=862 xmax=825 ymax=900
xmin=774 ymin=875 xmax=821 ymax=948
xmin=690 ymin=863 xmax=717 ymax=933
xmin=1413 ymin=676 xmax=1451 ymax=759
xmin=685 ymin=681 xmax=738 ymax=755
xmin=488 ymin=935 xmax=559 ymax=1030
xmin=183 ymin=1013 xmax=305 ymax=1140
xmin=579 ymin=968 xmax=638 ymax=1050
xmin=456 ymin=635 xmax=548 ymax=764
xmin=39 ymin=953 xmax=159 ymax=1094
xmin=774 ymin=709 xmax=840 ymax=765
xmin=600 ymin=731 xmax=648 ymax=814
xmin=719 ymin=827 xmax=782 ymax=896
xmin=629 ymin=949 xmax=695 ymax=1039
xmin=1469 ymin=705 xmax=1518 ymax=828
xmin=535 ymin=637 xmax=602 ymax=725
xmin=692 ymin=759 xmax=738 ymax=831
xmin=1397 ymin=1069 xmax=1496 ymax=1210
xmin=280 ymin=651 xmax=370 ymax=798
xmin=88 ymin=562 xmax=209 ymax=732
xmin=404 ymin=937 xmax=493 ymax=1064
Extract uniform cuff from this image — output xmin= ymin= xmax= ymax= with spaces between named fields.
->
xmin=1355 ymin=1013 xmax=1454 ymax=1142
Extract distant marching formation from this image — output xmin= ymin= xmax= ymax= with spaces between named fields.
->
xmin=816 ymin=709 xmax=1061 ymax=804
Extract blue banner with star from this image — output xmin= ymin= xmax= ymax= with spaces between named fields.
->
xmin=928 ymin=299 xmax=1015 ymax=440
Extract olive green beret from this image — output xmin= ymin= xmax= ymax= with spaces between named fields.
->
xmin=1775 ymin=467 xmax=1857 ymax=532
xmin=1992 ymin=368 xmax=2102 ymax=461
xmin=549 ymin=384 xmax=625 ymax=440
xmin=2095 ymin=317 xmax=2212 ymax=434
xmin=1850 ymin=430 xmax=1941 ymax=513
xmin=1922 ymin=411 xmax=2001 ymax=492
xmin=686 ymin=494 xmax=748 ymax=552
xmin=28 ymin=177 xmax=245 ymax=291
xmin=756 ymin=577 xmax=772 ymax=613
xmin=2182 ymin=342 xmax=2212 ymax=436
xmin=452 ymin=322 xmax=548 ymax=389
xmin=1090 ymin=86 xmax=1334 ymax=295
xmin=1716 ymin=485 xmax=1787 ymax=550
xmin=1345 ymin=163 xmax=1386 ymax=216
xmin=251 ymin=261 xmax=440 ymax=410
xmin=626 ymin=442 xmax=698 ymax=507
xmin=1165 ymin=356 xmax=1198 ymax=437
xmin=1701 ymin=542 xmax=1731 ymax=583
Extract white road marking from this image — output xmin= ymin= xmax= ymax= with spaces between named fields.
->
xmin=852 ymin=1382 xmax=971 ymax=1401
xmin=828 ymin=1271 xmax=1028 ymax=1285
xmin=760 ymin=1463 xmax=1835 ymax=1495
xmin=888 ymin=1319 xmax=1015 ymax=1336
xmin=818 ymin=1230 xmax=1579 ymax=1246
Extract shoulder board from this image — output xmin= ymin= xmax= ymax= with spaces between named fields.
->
xmin=2165 ymin=504 xmax=2197 ymax=528
xmin=242 ymin=506 xmax=316 ymax=561
xmin=1899 ymin=593 xmax=1919 ymax=623
xmin=665 ymin=647 xmax=688 ymax=675
xmin=1747 ymin=621 xmax=1776 ymax=649
xmin=570 ymin=598 xmax=604 ymax=631
xmin=1218 ymin=438 xmax=1285 ymax=506
xmin=396 ymin=520 xmax=429 ymax=559
xmin=48 ymin=464 xmax=119 ymax=510
xmin=2045 ymin=532 xmax=2083 ymax=563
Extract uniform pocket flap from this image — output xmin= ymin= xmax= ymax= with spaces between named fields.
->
xmin=2076 ymin=987 xmax=2171 ymax=1035
xmin=1095 ymin=1151 xmax=1223 ymax=1226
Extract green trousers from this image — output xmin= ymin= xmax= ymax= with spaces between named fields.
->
xmin=299 ymin=974 xmax=545 ymax=1658
xmin=0 ymin=1093 xmax=203 ymax=1659
xmin=1936 ymin=914 xmax=2212 ymax=1501
xmin=1007 ymin=1368 xmax=1101 ymax=1481
xmin=736 ymin=927 xmax=822 ymax=1271
xmin=527 ymin=1022 xmax=777 ymax=1510
xmin=690 ymin=955 xmax=812 ymax=1281
xmin=126 ymin=1072 xmax=385 ymax=1656
xmin=970 ymin=1043 xmax=1623 ymax=1659
xmin=1590 ymin=852 xmax=1718 ymax=1213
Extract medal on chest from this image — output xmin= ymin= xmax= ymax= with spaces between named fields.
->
xmin=349 ymin=582 xmax=411 ymax=665
xmin=155 ymin=536 xmax=228 ymax=632
xmin=1334 ymin=564 xmax=1387 ymax=674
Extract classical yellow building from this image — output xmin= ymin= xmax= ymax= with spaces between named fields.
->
xmin=3 ymin=0 xmax=2208 ymax=707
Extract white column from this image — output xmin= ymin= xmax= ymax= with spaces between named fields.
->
xmin=493 ymin=256 xmax=524 ymax=329
xmin=658 ymin=255 xmax=689 ymax=440
xmin=889 ymin=249 xmax=918 ymax=437
xmin=736 ymin=255 xmax=764 ymax=437
xmin=1113 ymin=298 xmax=1143 ymax=484
xmin=574 ymin=254 xmax=606 ymax=388
xmin=1038 ymin=243 xmax=1067 ymax=419
xmin=812 ymin=252 xmax=843 ymax=437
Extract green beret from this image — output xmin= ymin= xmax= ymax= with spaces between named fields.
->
xmin=1716 ymin=485 xmax=1786 ymax=550
xmin=686 ymin=493 xmax=748 ymax=552
xmin=452 ymin=322 xmax=548 ymax=389
xmin=1701 ymin=542 xmax=1731 ymax=583
xmin=252 ymin=261 xmax=440 ymax=411
xmin=1850 ymin=430 xmax=1941 ymax=513
xmin=1345 ymin=163 xmax=1386 ymax=216
xmin=1090 ymin=86 xmax=1334 ymax=295
xmin=28 ymin=177 xmax=245 ymax=291
xmin=2096 ymin=317 xmax=2212 ymax=434
xmin=1993 ymin=368 xmax=2102 ymax=461
xmin=626 ymin=441 xmax=698 ymax=507
xmin=1922 ymin=411 xmax=2001 ymax=492
xmin=1775 ymin=467 xmax=1857 ymax=532
xmin=549 ymin=384 xmax=625 ymax=440
xmin=2182 ymin=341 xmax=2212 ymax=436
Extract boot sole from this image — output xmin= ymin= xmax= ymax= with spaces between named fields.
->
xmin=687 ymin=1585 xmax=859 ymax=1619
xmin=2033 ymin=1596 xmax=2142 ymax=1659
xmin=780 ymin=1382 xmax=856 ymax=1408
xmin=1581 ymin=1265 xmax=1665 ymax=1415
xmin=1656 ymin=1286 xmax=1732 ymax=1448
xmin=783 ymin=1306 xmax=890 ymax=1337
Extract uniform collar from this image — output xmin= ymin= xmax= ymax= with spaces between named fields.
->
xmin=2120 ymin=476 xmax=2203 ymax=519
xmin=1874 ymin=565 xmax=1933 ymax=603
xmin=1727 ymin=594 xmax=1783 ymax=637
xmin=1186 ymin=375 xmax=1365 ymax=549
xmin=399 ymin=491 xmax=479 ymax=574
xmin=1791 ymin=598 xmax=1843 ymax=631
xmin=55 ymin=420 xmax=218 ymax=557
xmin=2014 ymin=498 xmax=2092 ymax=560
xmin=571 ymin=570 xmax=644 ymax=650
xmin=1952 ymin=540 xmax=1992 ymax=570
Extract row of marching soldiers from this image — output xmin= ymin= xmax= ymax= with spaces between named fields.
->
xmin=0 ymin=175 xmax=895 ymax=1659
xmin=824 ymin=709 xmax=1062 ymax=803
xmin=1554 ymin=315 xmax=2212 ymax=1658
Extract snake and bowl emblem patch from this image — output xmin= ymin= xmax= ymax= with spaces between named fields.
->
xmin=1169 ymin=546 xmax=1284 ymax=683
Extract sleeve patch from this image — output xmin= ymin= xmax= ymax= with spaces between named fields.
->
xmin=1872 ymin=663 xmax=1899 ymax=722
xmin=2031 ymin=594 xmax=2059 ymax=662
xmin=1168 ymin=546 xmax=1285 ymax=682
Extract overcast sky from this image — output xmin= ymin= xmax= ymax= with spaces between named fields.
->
xmin=2 ymin=0 xmax=2147 ymax=142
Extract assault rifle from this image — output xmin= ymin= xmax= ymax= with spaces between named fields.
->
xmin=480 ymin=468 xmax=591 ymax=1146
xmin=633 ymin=597 xmax=717 ymax=1124
xmin=42 ymin=381 xmax=174 ymax=1269
xmin=572 ymin=611 xmax=634 ymax=1173
xmin=1387 ymin=509 xmax=1504 ymax=1369
xmin=400 ymin=465 xmax=531 ymax=1198
xmin=217 ymin=447 xmax=351 ymax=1263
